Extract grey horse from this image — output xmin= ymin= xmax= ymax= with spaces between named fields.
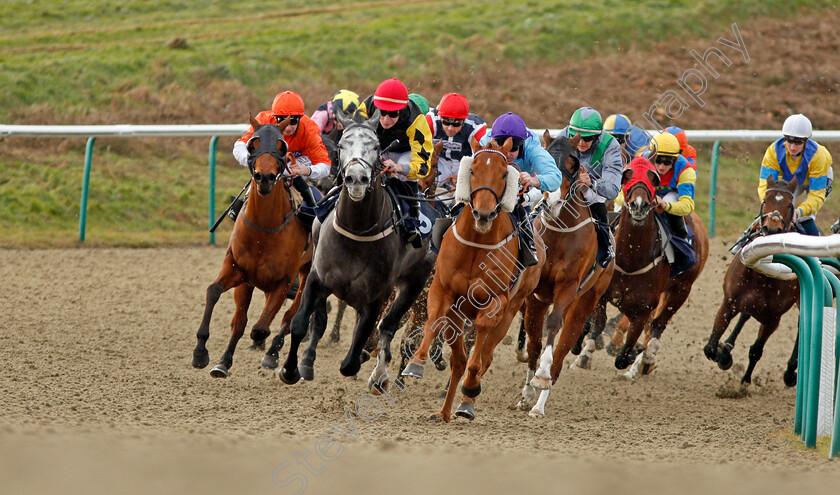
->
xmin=278 ymin=108 xmax=436 ymax=390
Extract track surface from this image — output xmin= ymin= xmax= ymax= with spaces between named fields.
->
xmin=2 ymin=241 xmax=838 ymax=493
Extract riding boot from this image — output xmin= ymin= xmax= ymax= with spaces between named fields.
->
xmin=393 ymin=180 xmax=423 ymax=248
xmin=666 ymin=212 xmax=696 ymax=276
xmin=514 ymin=203 xmax=538 ymax=268
xmin=228 ymin=194 xmax=245 ymax=221
xmin=588 ymin=202 xmax=614 ymax=267
xmin=667 ymin=212 xmax=688 ymax=239
xmin=292 ymin=176 xmax=318 ymax=208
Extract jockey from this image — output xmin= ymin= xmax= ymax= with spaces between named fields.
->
xmin=358 ymin=78 xmax=434 ymax=247
xmin=310 ymin=89 xmax=361 ymax=137
xmin=603 ymin=113 xmax=633 ymax=165
xmin=643 ymin=132 xmax=697 ymax=275
xmin=558 ymin=107 xmax=623 ymax=267
xmin=428 ymin=93 xmax=487 ymax=190
xmin=665 ymin=126 xmax=697 ymax=168
xmin=759 ymin=114 xmax=834 ymax=236
xmin=230 ymin=91 xmax=330 ymax=220
xmin=481 ymin=112 xmax=562 ymax=268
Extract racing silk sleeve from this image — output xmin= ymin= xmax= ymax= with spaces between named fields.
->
xmin=295 ymin=117 xmax=331 ymax=180
xmin=233 ymin=141 xmax=249 ymax=167
xmin=522 ymin=133 xmax=562 ymax=192
xmin=758 ymin=143 xmax=781 ymax=201
xmin=403 ymin=112 xmax=434 ymax=180
xmin=310 ymin=102 xmax=332 ymax=133
xmin=590 ymin=140 xmax=623 ymax=201
xmin=797 ymin=145 xmax=832 ymax=217
xmin=663 ymin=167 xmax=696 ymax=216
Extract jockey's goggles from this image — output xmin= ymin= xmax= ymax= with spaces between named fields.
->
xmin=441 ymin=118 xmax=464 ymax=128
xmin=493 ymin=136 xmax=523 ymax=152
xmin=610 ymin=133 xmax=626 ymax=145
xmin=655 ymin=155 xmax=678 ymax=167
xmin=784 ymin=135 xmax=807 ymax=145
xmin=380 ymin=109 xmax=401 ymax=118
xmin=580 ymin=133 xmax=598 ymax=143
xmin=275 ymin=114 xmax=301 ymax=125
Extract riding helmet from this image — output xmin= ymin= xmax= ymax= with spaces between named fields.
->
xmin=603 ymin=114 xmax=632 ymax=135
xmin=272 ymin=91 xmax=305 ymax=116
xmin=782 ymin=114 xmax=812 ymax=139
xmin=651 ymin=133 xmax=681 ymax=157
xmin=373 ymin=78 xmax=409 ymax=111
xmin=437 ymin=93 xmax=470 ymax=119
xmin=568 ymin=107 xmax=603 ymax=137
xmin=332 ymin=89 xmax=360 ymax=116
xmin=665 ymin=126 xmax=688 ymax=152
xmin=409 ymin=93 xmax=430 ymax=114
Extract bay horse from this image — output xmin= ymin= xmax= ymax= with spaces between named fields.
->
xmin=704 ymin=176 xmax=800 ymax=385
xmin=402 ymin=138 xmax=545 ymax=422
xmin=590 ymin=156 xmax=709 ymax=378
xmin=277 ymin=108 xmax=435 ymax=391
xmin=192 ymin=115 xmax=311 ymax=378
xmin=518 ymin=133 xmax=615 ymax=417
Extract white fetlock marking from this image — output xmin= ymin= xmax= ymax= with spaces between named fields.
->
xmin=643 ymin=338 xmax=660 ymax=365
xmin=521 ymin=369 xmax=536 ymax=404
xmin=535 ymin=345 xmax=553 ymax=380
xmin=623 ymin=352 xmax=645 ymax=380
xmin=571 ymin=339 xmax=596 ymax=370
xmin=368 ymin=352 xmax=388 ymax=389
xmin=529 ymin=389 xmax=550 ymax=417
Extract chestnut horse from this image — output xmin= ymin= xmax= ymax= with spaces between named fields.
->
xmin=704 ymin=176 xmax=800 ymax=385
xmin=192 ymin=116 xmax=311 ymax=377
xmin=402 ymin=138 xmax=545 ymax=422
xmin=518 ymin=133 xmax=615 ymax=417
xmin=590 ymin=156 xmax=709 ymax=378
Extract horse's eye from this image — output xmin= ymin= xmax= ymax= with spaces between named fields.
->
xmin=502 ymin=172 xmax=508 ymax=179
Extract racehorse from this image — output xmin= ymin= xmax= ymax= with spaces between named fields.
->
xmin=590 ymin=156 xmax=709 ymax=378
xmin=402 ymin=138 xmax=545 ymax=422
xmin=518 ymin=133 xmax=615 ymax=417
xmin=277 ymin=108 xmax=435 ymax=391
xmin=192 ymin=115 xmax=311 ymax=378
xmin=704 ymin=176 xmax=800 ymax=385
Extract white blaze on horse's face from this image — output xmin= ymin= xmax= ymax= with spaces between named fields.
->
xmin=339 ymin=126 xmax=379 ymax=202
xmin=629 ymin=194 xmax=649 ymax=222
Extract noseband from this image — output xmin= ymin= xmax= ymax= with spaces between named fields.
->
xmin=247 ymin=127 xmax=287 ymax=186
xmin=626 ymin=182 xmax=654 ymax=217
xmin=338 ymin=123 xmax=384 ymax=192
xmin=468 ymin=148 xmax=511 ymax=215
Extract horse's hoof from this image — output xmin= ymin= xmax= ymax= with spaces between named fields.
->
xmin=570 ymin=355 xmax=592 ymax=370
xmin=359 ymin=350 xmax=371 ymax=364
xmin=299 ymin=364 xmax=315 ymax=382
xmin=209 ymin=363 xmax=229 ymax=378
xmin=717 ymin=350 xmax=733 ymax=371
xmin=571 ymin=341 xmax=582 ymax=356
xmin=250 ymin=328 xmax=270 ymax=343
xmin=594 ymin=334 xmax=605 ymax=350
xmin=401 ymin=362 xmax=424 ymax=379
xmin=429 ymin=412 xmax=450 ymax=423
xmin=433 ymin=356 xmax=447 ymax=371
xmin=247 ymin=340 xmax=266 ymax=352
xmin=703 ymin=343 xmax=718 ymax=361
xmin=615 ymin=350 xmax=637 ymax=370
xmin=528 ymin=405 xmax=545 ymax=418
xmin=461 ymin=383 xmax=481 ymax=398
xmin=370 ymin=376 xmax=390 ymax=394
xmin=261 ymin=354 xmax=279 ymax=370
xmin=454 ymin=402 xmax=475 ymax=420
xmin=642 ymin=362 xmax=657 ymax=375
xmin=279 ymin=366 xmax=301 ymax=385
xmin=529 ymin=376 xmax=551 ymax=390
xmin=192 ymin=351 xmax=209 ymax=369
xmin=515 ymin=349 xmax=529 ymax=363
xmin=783 ymin=369 xmax=797 ymax=387
xmin=605 ymin=343 xmax=618 ymax=357
xmin=339 ymin=358 xmax=361 ymax=378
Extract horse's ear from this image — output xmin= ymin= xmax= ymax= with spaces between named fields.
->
xmin=622 ymin=168 xmax=633 ymax=185
xmin=500 ymin=137 xmax=513 ymax=154
xmin=433 ymin=141 xmax=444 ymax=157
xmin=543 ymin=129 xmax=554 ymax=148
xmin=470 ymin=136 xmax=482 ymax=154
xmin=565 ymin=155 xmax=580 ymax=175
xmin=766 ymin=175 xmax=776 ymax=189
xmin=568 ymin=132 xmax=581 ymax=148
xmin=647 ymin=169 xmax=661 ymax=188
xmin=364 ymin=108 xmax=380 ymax=129
xmin=276 ymin=117 xmax=290 ymax=133
xmin=335 ymin=107 xmax=354 ymax=129
xmin=249 ymin=113 xmax=259 ymax=130
xmin=785 ymin=177 xmax=798 ymax=193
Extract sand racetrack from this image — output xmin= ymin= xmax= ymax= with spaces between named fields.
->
xmin=1 ymin=240 xmax=838 ymax=494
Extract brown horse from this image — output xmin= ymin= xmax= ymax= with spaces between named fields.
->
xmin=402 ymin=138 xmax=545 ymax=422
xmin=191 ymin=116 xmax=311 ymax=378
xmin=704 ymin=176 xmax=800 ymax=385
xmin=591 ymin=156 xmax=709 ymax=378
xmin=518 ymin=133 xmax=614 ymax=417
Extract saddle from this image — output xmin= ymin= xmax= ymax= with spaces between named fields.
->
xmin=654 ymin=212 xmax=696 ymax=276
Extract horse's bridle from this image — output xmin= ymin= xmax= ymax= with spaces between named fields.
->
xmin=337 ymin=123 xmax=385 ymax=193
xmin=625 ymin=182 xmax=655 ymax=218
xmin=758 ymin=187 xmax=796 ymax=233
xmin=247 ymin=128 xmax=288 ymax=186
xmin=467 ymin=148 xmax=512 ymax=216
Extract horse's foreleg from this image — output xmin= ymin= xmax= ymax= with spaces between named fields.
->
xmin=519 ymin=296 xmax=549 ymax=409
xmin=459 ymin=299 xmax=512 ymax=419
xmin=433 ymin=332 xmax=468 ymax=423
xmin=704 ymin=301 xmax=739 ymax=366
xmin=402 ymin=283 xmax=457 ymax=379
xmin=279 ymin=272 xmax=327 ymax=384
xmin=210 ymin=284 xmax=254 ymax=378
xmin=341 ymin=300 xmax=384 ymax=378
xmin=717 ymin=313 xmax=749 ymax=371
xmin=784 ymin=331 xmax=799 ymax=387
xmin=742 ymin=322 xmax=778 ymax=385
xmin=192 ymin=257 xmax=244 ymax=369
xmin=267 ymin=269 xmax=309 ymax=349
xmin=616 ymin=313 xmax=650 ymax=371
xmin=299 ymin=300 xmax=329 ymax=381
xmin=531 ymin=303 xmax=563 ymax=391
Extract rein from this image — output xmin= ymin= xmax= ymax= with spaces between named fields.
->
xmin=759 ymin=187 xmax=796 ymax=233
xmin=614 ymin=183 xmax=665 ymax=276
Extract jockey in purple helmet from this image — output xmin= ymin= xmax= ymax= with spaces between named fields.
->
xmin=480 ymin=112 xmax=562 ymax=267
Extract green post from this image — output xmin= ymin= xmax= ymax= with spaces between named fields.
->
xmin=79 ymin=137 xmax=96 ymax=243
xmin=708 ymin=141 xmax=720 ymax=239
xmin=803 ymin=256 xmax=825 ymax=448
xmin=773 ymin=254 xmax=813 ymax=437
xmin=208 ymin=136 xmax=219 ymax=245
xmin=821 ymin=267 xmax=840 ymax=458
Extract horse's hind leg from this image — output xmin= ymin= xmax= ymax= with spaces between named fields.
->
xmin=742 ymin=322 xmax=778 ymax=385
xmin=716 ymin=313 xmax=749 ymax=371
xmin=341 ymin=300 xmax=384 ymax=378
xmin=192 ymin=256 xmax=244 ymax=369
xmin=209 ymin=284 xmax=255 ymax=378
xmin=519 ymin=295 xmax=549 ymax=410
xmin=327 ymin=300 xmax=347 ymax=345
xmin=783 ymin=332 xmax=799 ymax=387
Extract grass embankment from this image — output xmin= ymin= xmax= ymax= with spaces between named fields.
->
xmin=0 ymin=0 xmax=831 ymax=246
